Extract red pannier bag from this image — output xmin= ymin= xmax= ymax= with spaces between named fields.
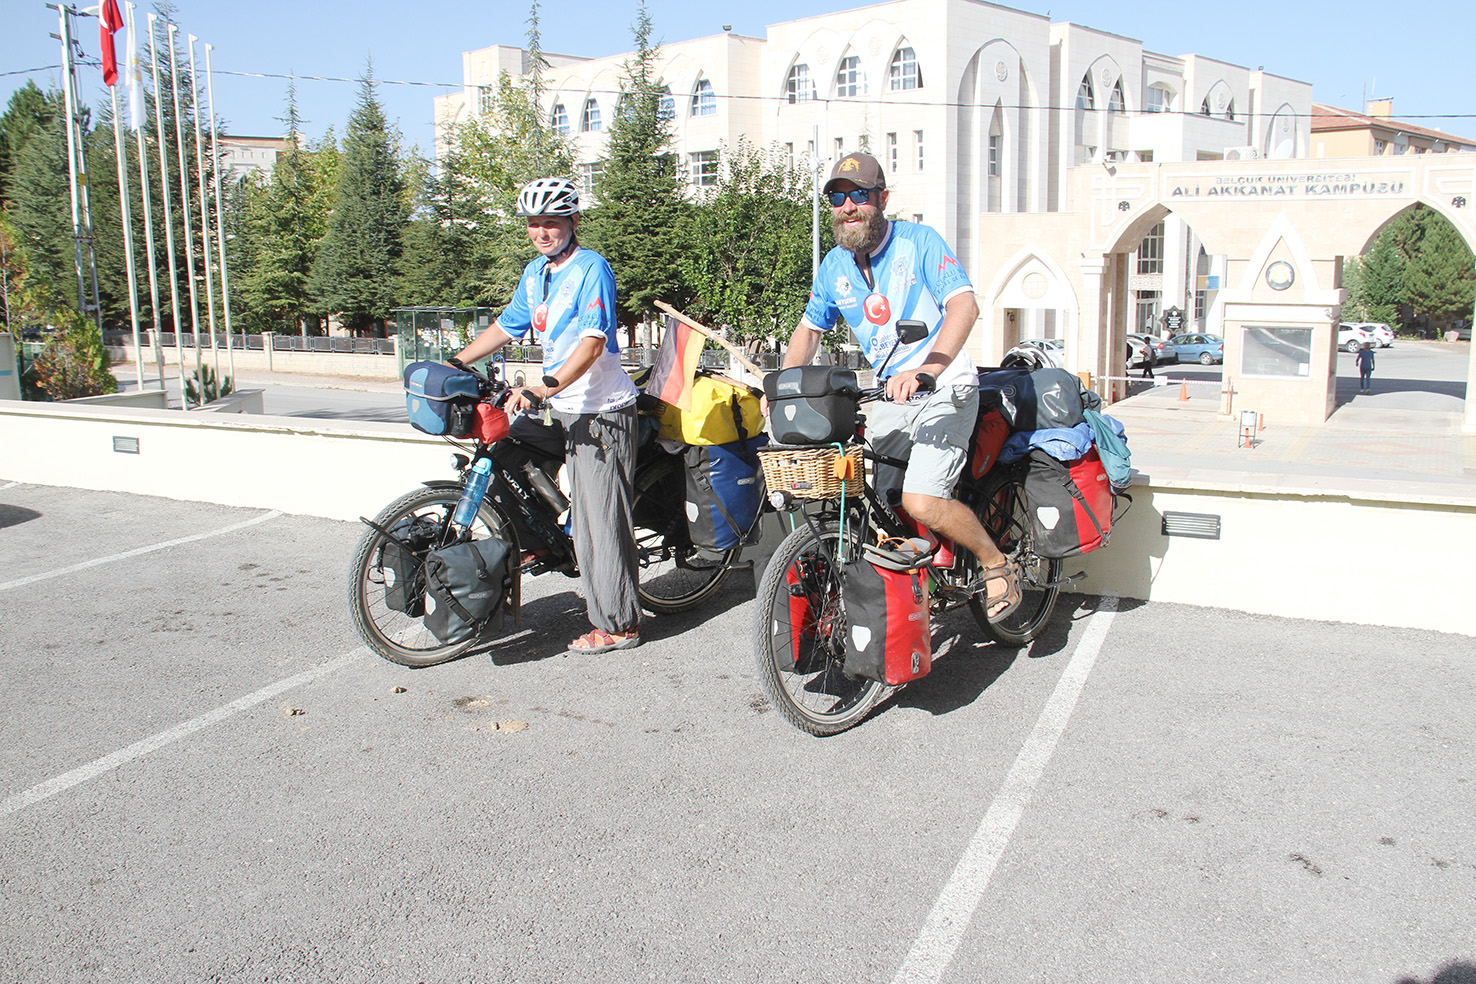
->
xmin=1023 ymin=447 xmax=1114 ymax=559
xmin=842 ymin=539 xmax=934 ymax=686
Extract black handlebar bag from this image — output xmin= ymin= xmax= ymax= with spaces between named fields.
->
xmin=422 ymin=537 xmax=515 ymax=644
xmin=763 ymin=366 xmax=860 ymax=445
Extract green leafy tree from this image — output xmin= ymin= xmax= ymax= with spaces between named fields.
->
xmin=1404 ymin=212 xmax=1475 ymax=325
xmin=439 ymin=69 xmax=575 ymax=307
xmin=581 ymin=0 xmax=690 ymax=335
xmin=680 ymin=140 xmax=825 ymax=345
xmin=29 ymin=309 xmax=117 ymax=398
xmin=308 ymin=67 xmax=406 ymax=333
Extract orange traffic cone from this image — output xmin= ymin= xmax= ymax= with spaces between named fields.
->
xmin=1177 ymin=379 xmax=1189 ymax=402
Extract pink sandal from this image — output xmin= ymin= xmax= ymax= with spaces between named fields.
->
xmin=566 ymin=628 xmax=640 ymax=655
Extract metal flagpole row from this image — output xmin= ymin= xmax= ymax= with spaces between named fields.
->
xmin=147 ymin=12 xmax=187 ymax=407
xmin=187 ymin=35 xmax=219 ymax=384
xmin=165 ymin=23 xmax=203 ymax=392
xmin=126 ymin=2 xmax=166 ymax=392
xmin=100 ymin=0 xmax=145 ymax=391
xmin=204 ymin=43 xmax=235 ymax=381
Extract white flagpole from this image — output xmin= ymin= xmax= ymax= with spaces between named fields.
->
xmin=166 ymin=22 xmax=203 ymax=388
xmin=187 ymin=35 xmax=219 ymax=382
xmin=127 ymin=3 xmax=165 ymax=390
xmin=148 ymin=13 xmax=187 ymax=406
xmin=204 ymin=42 xmax=235 ymax=380
xmin=109 ymin=83 xmax=144 ymax=389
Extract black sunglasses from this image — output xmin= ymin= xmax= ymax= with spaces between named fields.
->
xmin=827 ymin=188 xmax=873 ymax=207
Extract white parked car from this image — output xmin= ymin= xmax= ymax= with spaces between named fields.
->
xmin=1351 ymin=322 xmax=1394 ymax=347
xmin=1337 ymin=323 xmax=1374 ymax=353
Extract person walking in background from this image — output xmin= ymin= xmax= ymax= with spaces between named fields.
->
xmin=1355 ymin=341 xmax=1375 ymax=394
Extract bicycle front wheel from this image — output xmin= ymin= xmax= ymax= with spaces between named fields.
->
xmin=348 ymin=485 xmax=516 ymax=667
xmin=967 ymin=471 xmax=1061 ymax=646
xmin=752 ymin=517 xmax=887 ymax=736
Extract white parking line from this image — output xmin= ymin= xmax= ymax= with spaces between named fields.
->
xmin=0 ymin=510 xmax=283 ymax=592
xmin=892 ymin=594 xmax=1119 ymax=984
xmin=1 ymin=647 xmax=369 ymax=818
xmin=1 ymin=481 xmax=20 ymax=490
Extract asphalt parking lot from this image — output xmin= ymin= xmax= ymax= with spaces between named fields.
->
xmin=2 ymin=481 xmax=1472 ymax=983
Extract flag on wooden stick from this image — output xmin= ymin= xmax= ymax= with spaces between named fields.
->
xmin=646 ymin=315 xmax=704 ymax=410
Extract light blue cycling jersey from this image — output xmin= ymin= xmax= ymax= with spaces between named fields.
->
xmin=802 ymin=221 xmax=977 ymax=388
xmin=498 ymin=248 xmax=637 ymax=413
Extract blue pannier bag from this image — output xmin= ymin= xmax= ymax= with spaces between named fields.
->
xmin=405 ymin=361 xmax=480 ymax=437
xmin=684 ymin=434 xmax=769 ymax=550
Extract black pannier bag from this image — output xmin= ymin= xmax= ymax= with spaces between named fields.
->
xmin=381 ymin=515 xmax=440 ymax=616
xmin=977 ymin=366 xmax=1093 ymax=432
xmin=763 ymin=366 xmax=861 ymax=445
xmin=405 ymin=361 xmax=480 ymax=437
xmin=684 ymin=435 xmax=768 ymax=550
xmin=1022 ymin=448 xmax=1114 ymax=559
xmin=421 ymin=536 xmax=515 ymax=644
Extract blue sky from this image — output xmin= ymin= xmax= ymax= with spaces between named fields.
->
xmin=3 ymin=0 xmax=1472 ymax=157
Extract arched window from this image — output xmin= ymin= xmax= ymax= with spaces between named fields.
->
xmin=1224 ymin=99 xmax=1235 ymax=121
xmin=836 ymin=55 xmax=865 ymax=98
xmin=581 ymin=98 xmax=601 ymax=132
xmin=1076 ymin=75 xmax=1095 ymax=111
xmin=658 ymin=87 xmax=674 ymax=121
xmin=1200 ymin=95 xmax=1212 ymax=117
xmin=1145 ymin=83 xmax=1173 ymax=114
xmin=1108 ymin=79 xmax=1125 ymax=114
xmin=691 ymin=78 xmax=716 ymax=116
xmin=550 ymin=103 xmax=569 ymax=135
xmin=786 ymin=63 xmax=815 ymax=104
xmin=889 ymin=46 xmax=922 ymax=90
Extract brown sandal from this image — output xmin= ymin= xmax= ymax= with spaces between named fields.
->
xmin=981 ymin=562 xmax=1022 ymax=621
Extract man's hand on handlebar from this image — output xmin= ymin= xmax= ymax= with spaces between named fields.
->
xmin=884 ymin=368 xmax=938 ymax=403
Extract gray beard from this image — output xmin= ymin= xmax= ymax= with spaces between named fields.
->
xmin=833 ymin=208 xmax=888 ymax=254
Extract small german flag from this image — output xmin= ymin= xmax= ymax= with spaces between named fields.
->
xmin=646 ymin=315 xmax=704 ymax=410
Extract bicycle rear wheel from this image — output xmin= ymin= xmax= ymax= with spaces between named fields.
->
xmin=752 ymin=517 xmax=887 ymax=735
xmin=631 ymin=454 xmax=731 ymax=614
xmin=349 ymin=485 xmax=515 ymax=667
xmin=967 ymin=470 xmax=1061 ymax=646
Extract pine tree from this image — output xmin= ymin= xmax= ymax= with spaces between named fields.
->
xmin=1404 ymin=213 xmax=1475 ymax=325
xmin=7 ymin=106 xmax=76 ymax=317
xmin=581 ymin=0 xmax=690 ymax=335
xmin=307 ymin=67 xmax=406 ymax=333
xmin=233 ymin=85 xmax=333 ymax=334
xmin=0 ymin=82 xmax=65 ymax=205
xmin=1357 ymin=230 xmax=1404 ymax=328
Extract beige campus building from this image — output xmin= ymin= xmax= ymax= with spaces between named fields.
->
xmin=436 ymin=0 xmax=1476 ymax=429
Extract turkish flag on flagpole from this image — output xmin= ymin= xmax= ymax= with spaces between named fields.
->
xmin=100 ymin=0 xmax=124 ymax=86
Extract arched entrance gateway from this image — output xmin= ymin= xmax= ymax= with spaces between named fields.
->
xmin=975 ymin=154 xmax=1476 ymax=429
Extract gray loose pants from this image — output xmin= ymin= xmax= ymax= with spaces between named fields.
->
xmin=551 ymin=403 xmax=641 ymax=635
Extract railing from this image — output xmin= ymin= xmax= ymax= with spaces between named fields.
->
xmin=110 ymin=331 xmax=396 ymax=356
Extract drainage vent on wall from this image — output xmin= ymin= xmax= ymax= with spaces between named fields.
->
xmin=1161 ymin=511 xmax=1220 ymax=539
xmin=113 ymin=436 xmax=140 ymax=454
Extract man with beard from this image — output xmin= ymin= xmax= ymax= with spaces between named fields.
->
xmin=773 ymin=152 xmax=1020 ymax=619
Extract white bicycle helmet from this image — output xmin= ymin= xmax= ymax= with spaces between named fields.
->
xmin=516 ymin=177 xmax=580 ymax=217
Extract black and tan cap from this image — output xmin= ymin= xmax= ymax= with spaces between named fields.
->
xmin=823 ymin=152 xmax=887 ymax=194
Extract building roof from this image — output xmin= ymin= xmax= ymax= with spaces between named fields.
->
xmin=1310 ymin=102 xmax=1476 ymax=149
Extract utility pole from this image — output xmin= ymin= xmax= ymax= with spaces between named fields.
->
xmin=51 ymin=3 xmax=104 ymax=331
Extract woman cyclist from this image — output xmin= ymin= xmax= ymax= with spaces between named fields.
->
xmin=453 ymin=177 xmax=642 ymax=654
